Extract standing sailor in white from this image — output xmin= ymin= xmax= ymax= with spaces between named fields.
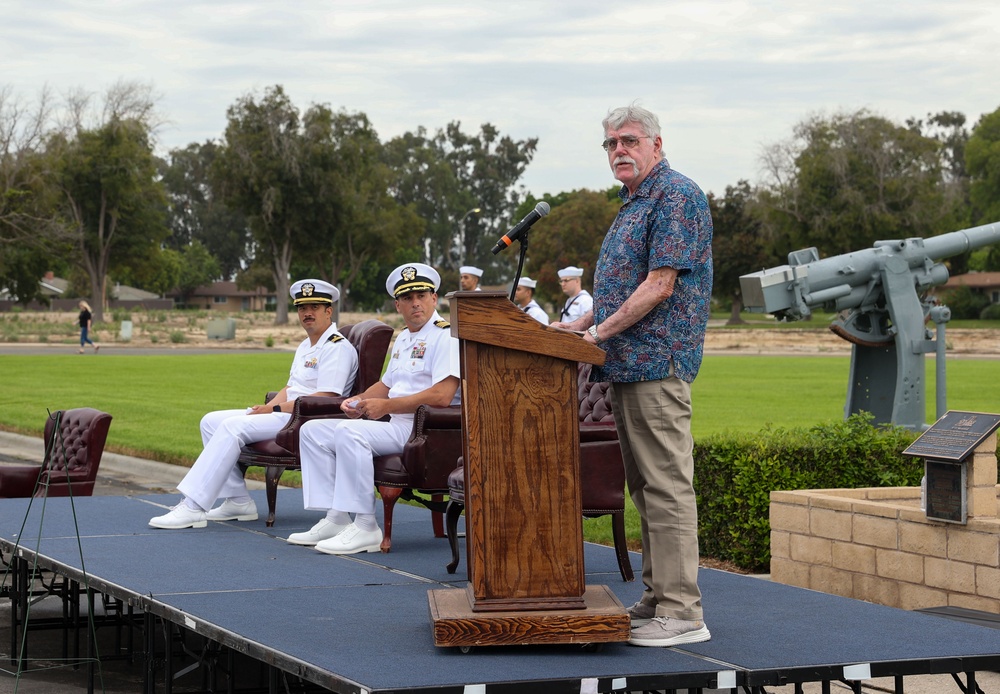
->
xmin=149 ymin=279 xmax=358 ymax=529
xmin=459 ymin=266 xmax=483 ymax=291
xmin=289 ymin=263 xmax=461 ymax=555
xmin=558 ymin=266 xmax=593 ymax=323
xmin=514 ymin=277 xmax=549 ymax=325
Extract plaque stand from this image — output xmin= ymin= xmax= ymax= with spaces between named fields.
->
xmin=903 ymin=411 xmax=1000 ymax=524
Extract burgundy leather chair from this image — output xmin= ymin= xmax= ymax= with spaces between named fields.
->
xmin=0 ymin=408 xmax=112 ymax=498
xmin=445 ymin=363 xmax=634 ymax=581
xmin=371 ymin=404 xmax=462 ymax=552
xmin=236 ymin=320 xmax=393 ymax=526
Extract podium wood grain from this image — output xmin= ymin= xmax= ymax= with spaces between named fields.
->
xmin=430 ymin=292 xmax=627 ymax=646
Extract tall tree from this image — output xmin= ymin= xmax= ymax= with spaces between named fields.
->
xmin=299 ymin=108 xmax=421 ymax=308
xmin=758 ymin=109 xmax=952 ymax=259
xmin=0 ymin=86 xmax=62 ymax=303
xmin=160 ymin=141 xmax=249 ymax=280
xmin=966 ymin=106 xmax=1000 ymax=270
xmin=709 ymin=181 xmax=774 ymax=324
xmin=513 ymin=189 xmax=620 ymax=307
xmin=212 ymin=86 xmax=311 ymax=325
xmin=384 ymin=122 xmax=537 ymax=284
xmin=47 ymin=81 xmax=168 ymax=321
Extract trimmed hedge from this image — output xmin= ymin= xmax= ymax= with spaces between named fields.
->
xmin=693 ymin=413 xmax=920 ymax=572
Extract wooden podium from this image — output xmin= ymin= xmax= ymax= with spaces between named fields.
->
xmin=428 ymin=291 xmax=629 ymax=647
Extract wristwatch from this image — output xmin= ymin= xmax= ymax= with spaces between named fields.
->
xmin=272 ymin=405 xmax=282 ymax=413
xmin=587 ymin=325 xmax=600 ymax=342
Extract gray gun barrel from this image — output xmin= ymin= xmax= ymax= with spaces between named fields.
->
xmin=740 ymin=222 xmax=1000 ymax=319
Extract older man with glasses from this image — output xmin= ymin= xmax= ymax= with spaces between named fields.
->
xmin=552 ymin=103 xmax=714 ymax=648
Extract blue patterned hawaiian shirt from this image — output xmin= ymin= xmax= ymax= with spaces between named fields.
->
xmin=592 ymin=158 xmax=713 ymax=384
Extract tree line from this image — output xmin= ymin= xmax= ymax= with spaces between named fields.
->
xmin=2 ymin=79 xmax=999 ymax=323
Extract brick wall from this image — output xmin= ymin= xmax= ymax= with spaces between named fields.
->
xmin=770 ymin=433 xmax=1000 ymax=612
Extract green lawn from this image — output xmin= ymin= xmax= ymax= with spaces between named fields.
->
xmin=4 ymin=352 xmax=1000 ymax=461
xmin=6 ymin=352 xmax=1000 ymax=557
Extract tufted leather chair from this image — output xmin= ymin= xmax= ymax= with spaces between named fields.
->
xmin=445 ymin=362 xmax=633 ymax=581
xmin=0 ymin=408 xmax=112 ymax=498
xmin=371 ymin=404 xmax=462 ymax=552
xmin=236 ymin=320 xmax=394 ymax=526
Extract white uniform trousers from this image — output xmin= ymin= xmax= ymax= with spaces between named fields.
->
xmin=299 ymin=416 xmax=413 ymax=515
xmin=177 ymin=409 xmax=290 ymax=511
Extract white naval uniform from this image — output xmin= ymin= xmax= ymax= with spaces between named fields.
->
xmin=177 ymin=323 xmax=358 ymax=511
xmin=522 ymin=300 xmax=549 ymax=325
xmin=299 ymin=311 xmax=461 ymax=515
xmin=560 ymin=290 xmax=593 ymax=323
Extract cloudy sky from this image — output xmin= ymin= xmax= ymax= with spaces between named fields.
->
xmin=4 ymin=1 xmax=998 ymax=199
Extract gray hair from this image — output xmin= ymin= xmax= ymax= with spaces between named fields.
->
xmin=602 ymin=103 xmax=662 ymax=140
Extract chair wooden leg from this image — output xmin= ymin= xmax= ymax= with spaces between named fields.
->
xmin=264 ymin=467 xmax=285 ymax=528
xmin=378 ymin=486 xmax=403 ymax=553
xmin=445 ymin=500 xmax=464 ymax=575
xmin=431 ymin=494 xmax=445 ymax=538
xmin=610 ymin=512 xmax=634 ymax=582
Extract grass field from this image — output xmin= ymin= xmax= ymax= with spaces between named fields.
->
xmin=5 ymin=352 xmax=999 ymax=560
xmin=4 ymin=352 xmax=1000 ymax=460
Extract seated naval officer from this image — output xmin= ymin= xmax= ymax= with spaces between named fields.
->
xmin=149 ymin=279 xmax=359 ymax=529
xmin=288 ymin=262 xmax=461 ymax=554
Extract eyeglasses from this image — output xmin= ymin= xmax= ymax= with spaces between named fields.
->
xmin=601 ymin=135 xmax=648 ymax=151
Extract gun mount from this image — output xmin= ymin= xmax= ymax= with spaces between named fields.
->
xmin=739 ymin=222 xmax=1000 ymax=430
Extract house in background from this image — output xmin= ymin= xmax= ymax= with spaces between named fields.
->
xmin=171 ymin=281 xmax=276 ymax=312
xmin=0 ymin=272 xmax=172 ymax=312
xmin=941 ymin=272 xmax=1000 ymax=304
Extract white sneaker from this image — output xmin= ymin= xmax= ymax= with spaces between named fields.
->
xmin=315 ymin=523 xmax=383 ymax=555
xmin=206 ymin=499 xmax=258 ymax=522
xmin=286 ymin=518 xmax=349 ymax=546
xmin=149 ymin=505 xmax=207 ymax=529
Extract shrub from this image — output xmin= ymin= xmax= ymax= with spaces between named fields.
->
xmin=265 ymin=335 xmax=274 ymax=348
xmin=694 ymin=413 xmax=918 ymax=571
xmin=940 ymin=286 xmax=990 ymax=320
xmin=170 ymin=330 xmax=187 ymax=344
xmin=980 ymin=303 xmax=1000 ymax=321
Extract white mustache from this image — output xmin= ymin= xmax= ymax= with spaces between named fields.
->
xmin=613 ymin=155 xmax=636 ymax=167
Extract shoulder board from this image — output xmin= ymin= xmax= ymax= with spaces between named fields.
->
xmin=434 ymin=319 xmax=450 ymax=329
xmin=327 ymin=334 xmax=345 ymax=343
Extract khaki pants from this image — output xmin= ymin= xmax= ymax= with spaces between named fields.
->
xmin=611 ymin=376 xmax=704 ymax=621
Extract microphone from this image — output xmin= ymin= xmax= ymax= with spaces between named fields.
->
xmin=491 ymin=202 xmax=550 ymax=254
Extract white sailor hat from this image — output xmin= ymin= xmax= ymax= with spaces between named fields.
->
xmin=517 ymin=277 xmax=537 ymax=289
xmin=459 ymin=266 xmax=483 ymax=278
xmin=386 ymin=263 xmax=441 ymax=298
xmin=558 ymin=266 xmax=584 ymax=279
xmin=289 ymin=279 xmax=339 ymax=305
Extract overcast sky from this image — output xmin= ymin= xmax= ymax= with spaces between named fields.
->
xmin=4 ymin=1 xmax=998 ymax=199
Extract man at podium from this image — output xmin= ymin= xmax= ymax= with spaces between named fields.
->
xmin=554 ymin=103 xmax=714 ymax=648
xmin=289 ymin=263 xmax=461 ymax=555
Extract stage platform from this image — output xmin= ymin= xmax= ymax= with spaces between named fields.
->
xmin=3 ymin=490 xmax=1000 ymax=693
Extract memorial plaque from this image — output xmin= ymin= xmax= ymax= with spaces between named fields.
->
xmin=903 ymin=411 xmax=1000 ymax=463
xmin=924 ymin=459 xmax=967 ymax=524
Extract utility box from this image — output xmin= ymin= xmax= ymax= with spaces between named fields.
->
xmin=119 ymin=320 xmax=133 ymax=342
xmin=207 ymin=318 xmax=237 ymax=340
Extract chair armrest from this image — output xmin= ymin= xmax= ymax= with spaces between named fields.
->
xmin=579 ymin=422 xmax=619 ymax=443
xmin=398 ymin=405 xmax=463 ymax=489
xmin=0 ymin=464 xmax=44 ymax=498
xmin=274 ymin=395 xmax=350 ymax=453
xmin=415 ymin=405 xmax=463 ymax=431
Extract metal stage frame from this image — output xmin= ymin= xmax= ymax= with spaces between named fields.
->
xmin=3 ymin=491 xmax=1000 ymax=694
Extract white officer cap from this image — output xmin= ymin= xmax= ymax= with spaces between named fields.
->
xmin=558 ymin=266 xmax=584 ymax=279
xmin=289 ymin=279 xmax=339 ymax=305
xmin=517 ymin=277 xmax=537 ymax=289
xmin=459 ymin=266 xmax=483 ymax=277
xmin=386 ymin=263 xmax=441 ymax=298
